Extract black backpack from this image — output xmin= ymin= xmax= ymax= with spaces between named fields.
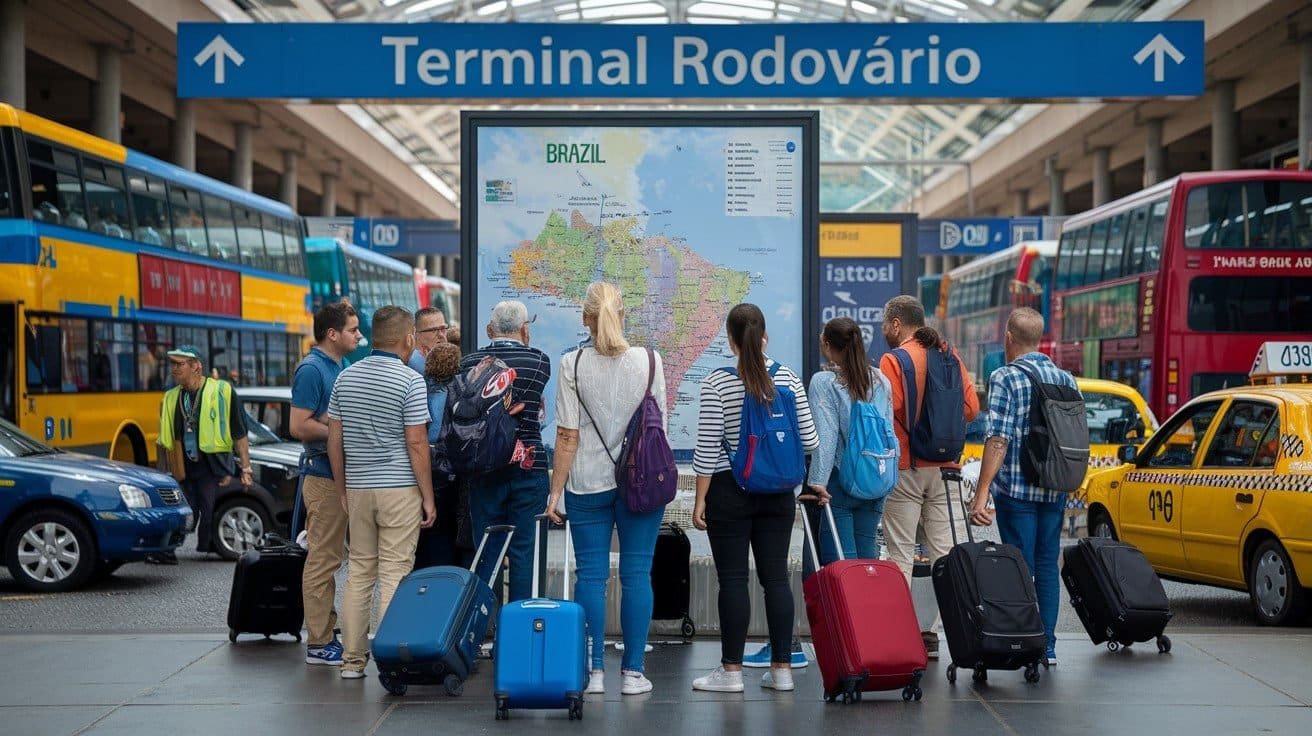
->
xmin=1011 ymin=361 xmax=1089 ymax=492
xmin=893 ymin=343 xmax=967 ymax=463
xmin=437 ymin=356 xmax=524 ymax=477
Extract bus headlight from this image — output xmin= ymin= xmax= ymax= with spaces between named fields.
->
xmin=118 ymin=484 xmax=152 ymax=509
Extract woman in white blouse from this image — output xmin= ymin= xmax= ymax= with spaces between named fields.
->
xmin=546 ymin=281 xmax=667 ymax=698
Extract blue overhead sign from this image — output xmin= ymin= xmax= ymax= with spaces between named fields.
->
xmin=352 ymin=218 xmax=459 ymax=257
xmin=178 ymin=22 xmax=1204 ymax=100
xmin=918 ymin=217 xmax=1056 ymax=256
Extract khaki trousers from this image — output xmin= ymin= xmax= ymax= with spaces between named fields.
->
xmin=301 ymin=475 xmax=348 ymax=648
xmin=882 ymin=466 xmax=954 ymax=633
xmin=342 ymin=486 xmax=421 ymax=671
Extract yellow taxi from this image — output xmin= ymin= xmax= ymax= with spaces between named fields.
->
xmin=1084 ymin=343 xmax=1312 ymax=626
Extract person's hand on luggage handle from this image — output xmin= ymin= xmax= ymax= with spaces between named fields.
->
xmin=545 ymin=490 xmax=564 ymax=525
xmin=969 ymin=486 xmax=995 ymax=526
xmin=420 ymin=498 xmax=436 ymax=529
xmin=798 ymin=484 xmax=831 ymax=506
xmin=693 ymin=497 xmax=707 ymax=531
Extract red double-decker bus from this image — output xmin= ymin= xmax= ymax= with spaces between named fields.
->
xmin=1052 ymin=170 xmax=1312 ymax=420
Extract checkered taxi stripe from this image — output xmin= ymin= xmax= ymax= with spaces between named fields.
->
xmin=1282 ymin=434 xmax=1306 ymax=460
xmin=1123 ymin=471 xmax=1312 ymax=493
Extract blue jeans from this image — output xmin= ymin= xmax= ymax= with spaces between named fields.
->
xmin=566 ymin=489 xmax=663 ymax=673
xmin=993 ymin=492 xmax=1064 ymax=653
xmin=469 ymin=468 xmax=548 ymax=603
xmin=820 ymin=488 xmax=887 ymax=565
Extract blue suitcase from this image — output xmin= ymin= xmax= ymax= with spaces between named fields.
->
xmin=371 ymin=524 xmax=513 ymax=697
xmin=494 ymin=514 xmax=588 ymax=721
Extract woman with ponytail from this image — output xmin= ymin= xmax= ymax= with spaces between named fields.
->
xmin=690 ymin=303 xmax=819 ymax=694
xmin=806 ymin=317 xmax=896 ymax=564
xmin=547 ymin=281 xmax=667 ymax=697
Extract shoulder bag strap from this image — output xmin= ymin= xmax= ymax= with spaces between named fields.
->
xmin=574 ymin=351 xmax=618 ymax=467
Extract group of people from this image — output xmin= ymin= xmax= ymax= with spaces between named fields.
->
xmin=158 ymin=279 xmax=1076 ymax=695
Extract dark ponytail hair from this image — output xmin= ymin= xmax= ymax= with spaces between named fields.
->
xmin=913 ymin=326 xmax=943 ymax=349
xmin=823 ymin=317 xmax=872 ymax=401
xmin=726 ymin=303 xmax=773 ymax=403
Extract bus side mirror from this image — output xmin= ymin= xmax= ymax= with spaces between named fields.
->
xmin=1117 ymin=445 xmax=1138 ymax=464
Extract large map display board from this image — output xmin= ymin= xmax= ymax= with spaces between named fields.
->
xmin=462 ymin=112 xmax=818 ymax=461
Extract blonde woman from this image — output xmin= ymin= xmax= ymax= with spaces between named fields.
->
xmin=546 ymin=282 xmax=668 ymax=697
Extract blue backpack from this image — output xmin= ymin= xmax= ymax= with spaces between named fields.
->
xmin=836 ymin=372 xmax=898 ymax=500
xmin=719 ymin=362 xmax=806 ymax=494
xmin=893 ymin=343 xmax=967 ymax=464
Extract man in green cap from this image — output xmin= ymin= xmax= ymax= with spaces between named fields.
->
xmin=155 ymin=345 xmax=252 ymax=563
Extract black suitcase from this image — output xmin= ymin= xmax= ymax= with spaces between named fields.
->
xmin=1062 ymin=537 xmax=1173 ymax=653
xmin=650 ymin=523 xmax=695 ymax=639
xmin=227 ymin=534 xmax=306 ymax=643
xmin=932 ymin=468 xmax=1047 ymax=685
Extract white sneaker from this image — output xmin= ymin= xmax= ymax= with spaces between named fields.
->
xmin=613 ymin=642 xmax=655 ymax=653
xmin=761 ymin=668 xmax=795 ymax=691
xmin=340 ymin=669 xmax=366 ymax=680
xmin=586 ymin=670 xmax=605 ymax=694
xmin=692 ymin=666 xmax=744 ymax=693
xmin=621 ymin=670 xmax=653 ymax=695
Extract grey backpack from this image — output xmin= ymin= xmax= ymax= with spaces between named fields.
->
xmin=1012 ymin=361 xmax=1089 ymax=492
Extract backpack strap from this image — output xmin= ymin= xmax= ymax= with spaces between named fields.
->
xmin=892 ymin=346 xmax=917 ymax=429
xmin=573 ymin=350 xmax=619 ymax=467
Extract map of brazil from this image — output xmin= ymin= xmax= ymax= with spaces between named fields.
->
xmin=474 ymin=122 xmax=805 ymax=459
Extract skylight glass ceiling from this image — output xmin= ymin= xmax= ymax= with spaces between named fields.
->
xmin=261 ymin=0 xmax=1157 ymax=213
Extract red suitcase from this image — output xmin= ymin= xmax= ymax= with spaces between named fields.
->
xmin=801 ymin=503 xmax=927 ymax=703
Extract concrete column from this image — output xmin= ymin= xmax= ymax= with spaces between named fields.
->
xmin=320 ymin=173 xmax=338 ymax=217
xmin=279 ymin=150 xmax=299 ymax=211
xmin=172 ymin=98 xmax=196 ymax=171
xmin=92 ymin=45 xmax=121 ymax=143
xmin=1211 ymin=80 xmax=1239 ymax=171
xmin=1012 ymin=189 xmax=1029 ymax=217
xmin=1092 ymin=147 xmax=1112 ymax=207
xmin=353 ymin=191 xmax=368 ymax=217
xmin=1144 ymin=118 xmax=1165 ymax=186
xmin=0 ymin=0 xmax=24 ymax=108
xmin=922 ymin=256 xmax=940 ymax=276
xmin=1300 ymin=37 xmax=1312 ymax=169
xmin=230 ymin=123 xmax=253 ymax=192
xmin=1045 ymin=157 xmax=1066 ymax=217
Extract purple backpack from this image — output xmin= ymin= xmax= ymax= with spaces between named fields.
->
xmin=575 ymin=348 xmax=677 ymax=514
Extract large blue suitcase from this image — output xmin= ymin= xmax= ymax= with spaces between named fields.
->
xmin=371 ymin=524 xmax=513 ymax=697
xmin=494 ymin=514 xmax=588 ymax=721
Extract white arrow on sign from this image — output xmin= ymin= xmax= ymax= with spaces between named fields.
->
xmin=194 ymin=34 xmax=245 ymax=85
xmin=1133 ymin=33 xmax=1185 ymax=83
xmin=834 ymin=291 xmax=858 ymax=306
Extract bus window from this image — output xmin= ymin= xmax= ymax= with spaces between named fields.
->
xmin=281 ymin=218 xmax=306 ymax=277
xmin=211 ymin=329 xmax=240 ymax=383
xmin=168 ymin=185 xmax=207 ymax=255
xmin=137 ymin=323 xmax=172 ymax=390
xmin=91 ymin=320 xmax=136 ymax=391
xmin=202 ymin=195 xmax=238 ymax=263
xmin=26 ymin=137 xmax=88 ymax=230
xmin=1057 ymin=227 xmax=1088 ymax=291
xmin=1144 ymin=199 xmax=1167 ymax=271
xmin=1081 ymin=219 xmax=1109 ymax=287
xmin=0 ymin=137 xmax=12 ymax=218
xmin=83 ymin=161 xmax=131 ymax=240
xmin=1101 ymin=213 xmax=1128 ymax=281
xmin=1187 ymin=276 xmax=1312 ymax=332
xmin=1185 ymin=181 xmax=1312 ymax=250
xmin=234 ymin=207 xmax=267 ymax=270
xmin=1124 ymin=205 xmax=1150 ymax=275
xmin=128 ymin=171 xmax=172 ymax=247
xmin=25 ymin=315 xmax=89 ymax=393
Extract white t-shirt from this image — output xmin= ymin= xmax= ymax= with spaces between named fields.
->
xmin=556 ymin=346 xmax=668 ymax=494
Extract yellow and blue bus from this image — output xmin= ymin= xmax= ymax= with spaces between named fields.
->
xmin=304 ymin=237 xmax=420 ymax=363
xmin=0 ymin=104 xmax=311 ymax=465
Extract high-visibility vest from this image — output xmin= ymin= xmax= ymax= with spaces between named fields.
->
xmin=159 ymin=378 xmax=234 ymax=454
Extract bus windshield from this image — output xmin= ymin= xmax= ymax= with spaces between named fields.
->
xmin=1184 ymin=181 xmax=1312 ymax=250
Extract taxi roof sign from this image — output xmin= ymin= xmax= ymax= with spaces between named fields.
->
xmin=1249 ymin=342 xmax=1312 ymax=384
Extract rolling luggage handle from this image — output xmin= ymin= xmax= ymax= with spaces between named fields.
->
xmin=472 ymin=523 xmax=516 ymax=589
xmin=799 ymin=500 xmax=848 ymax=571
xmin=940 ymin=468 xmax=974 ymax=547
xmin=532 ymin=513 xmax=572 ymax=600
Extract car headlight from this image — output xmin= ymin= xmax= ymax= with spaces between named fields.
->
xmin=118 ymin=484 xmax=152 ymax=508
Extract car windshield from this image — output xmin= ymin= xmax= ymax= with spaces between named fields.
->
xmin=0 ymin=417 xmax=61 ymax=458
xmin=244 ymin=411 xmax=281 ymax=446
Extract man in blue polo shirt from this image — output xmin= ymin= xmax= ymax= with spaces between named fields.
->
xmin=290 ymin=301 xmax=361 ymax=666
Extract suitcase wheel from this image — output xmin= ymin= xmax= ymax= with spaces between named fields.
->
xmin=972 ymin=667 xmax=988 ymax=684
xmin=380 ymin=676 xmax=408 ymax=697
xmin=1107 ymin=640 xmax=1123 ymax=653
xmin=681 ymin=616 xmax=696 ymax=639
xmin=443 ymin=674 xmax=464 ymax=697
xmin=1156 ymin=635 xmax=1172 ymax=654
xmin=1024 ymin=662 xmax=1041 ymax=684
xmin=568 ymin=695 xmax=583 ymax=721
xmin=946 ymin=664 xmax=957 ymax=685
xmin=495 ymin=695 xmax=509 ymax=721
xmin=900 ymin=685 xmax=923 ymax=701
xmin=228 ymin=629 xmax=238 ymax=644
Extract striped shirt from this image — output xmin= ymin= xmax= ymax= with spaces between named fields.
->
xmin=985 ymin=352 xmax=1081 ymax=504
xmin=327 ymin=351 xmax=430 ymax=490
xmin=693 ymin=358 xmax=820 ymax=477
xmin=460 ymin=339 xmax=552 ymax=471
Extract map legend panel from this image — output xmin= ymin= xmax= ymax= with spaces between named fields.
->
xmin=723 ymin=135 xmax=799 ymax=218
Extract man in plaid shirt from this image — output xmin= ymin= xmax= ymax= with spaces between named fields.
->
xmin=970 ymin=308 xmax=1080 ymax=667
